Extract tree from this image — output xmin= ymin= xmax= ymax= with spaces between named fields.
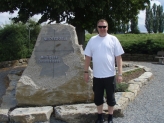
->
xmin=126 ymin=23 xmax=130 ymax=33
xmin=121 ymin=21 xmax=129 ymax=33
xmin=0 ymin=0 xmax=150 ymax=46
xmin=114 ymin=21 xmax=129 ymax=34
xmin=145 ymin=5 xmax=153 ymax=33
xmin=145 ymin=3 xmax=164 ymax=33
xmin=152 ymin=3 xmax=159 ymax=33
xmin=157 ymin=5 xmax=164 ymax=33
xmin=130 ymin=16 xmax=140 ymax=34
xmin=0 ymin=20 xmax=41 ymax=62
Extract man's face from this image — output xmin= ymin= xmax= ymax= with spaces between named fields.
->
xmin=97 ymin=21 xmax=108 ymax=36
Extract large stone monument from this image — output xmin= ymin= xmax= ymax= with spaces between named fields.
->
xmin=15 ymin=24 xmax=93 ymax=106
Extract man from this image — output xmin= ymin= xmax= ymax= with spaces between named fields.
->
xmin=84 ymin=19 xmax=124 ymax=123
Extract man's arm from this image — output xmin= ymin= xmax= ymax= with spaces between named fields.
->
xmin=84 ymin=55 xmax=91 ymax=82
xmin=116 ymin=55 xmax=123 ymax=83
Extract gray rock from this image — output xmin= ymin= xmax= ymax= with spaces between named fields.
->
xmin=16 ymin=24 xmax=93 ymax=106
xmin=9 ymin=106 xmax=53 ymax=123
xmin=54 ymin=103 xmax=123 ymax=123
xmin=0 ymin=109 xmax=9 ymax=122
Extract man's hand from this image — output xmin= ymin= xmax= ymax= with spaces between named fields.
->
xmin=117 ymin=75 xmax=122 ymax=83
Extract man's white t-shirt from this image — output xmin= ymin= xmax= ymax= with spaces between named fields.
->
xmin=84 ymin=34 xmax=124 ymax=78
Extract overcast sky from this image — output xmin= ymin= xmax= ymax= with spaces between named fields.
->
xmin=0 ymin=0 xmax=164 ymax=32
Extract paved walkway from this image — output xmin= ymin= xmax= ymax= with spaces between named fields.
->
xmin=0 ymin=68 xmax=8 ymax=104
xmin=114 ymin=61 xmax=164 ymax=123
xmin=0 ymin=67 xmax=14 ymax=104
xmin=0 ymin=66 xmax=26 ymax=105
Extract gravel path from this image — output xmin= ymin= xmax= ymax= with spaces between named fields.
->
xmin=0 ymin=68 xmax=9 ymax=104
xmin=0 ymin=67 xmax=26 ymax=105
xmin=114 ymin=61 xmax=164 ymax=123
xmin=0 ymin=62 xmax=163 ymax=123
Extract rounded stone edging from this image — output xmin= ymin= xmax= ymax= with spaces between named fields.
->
xmin=0 ymin=64 xmax=153 ymax=123
xmin=114 ymin=64 xmax=153 ymax=117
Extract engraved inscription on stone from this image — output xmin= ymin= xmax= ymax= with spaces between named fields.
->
xmin=38 ymin=55 xmax=60 ymax=63
xmin=35 ymin=27 xmax=74 ymax=77
xmin=43 ymin=30 xmax=68 ymax=41
xmin=43 ymin=37 xmax=67 ymax=41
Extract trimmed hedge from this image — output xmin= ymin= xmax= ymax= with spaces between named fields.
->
xmin=85 ymin=33 xmax=164 ymax=55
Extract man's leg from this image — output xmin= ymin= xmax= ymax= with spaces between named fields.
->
xmin=93 ymin=78 xmax=105 ymax=123
xmin=95 ymin=105 xmax=104 ymax=123
xmin=108 ymin=106 xmax=114 ymax=123
xmin=108 ymin=106 xmax=114 ymax=114
xmin=104 ymin=76 xmax=116 ymax=123
xmin=97 ymin=104 xmax=103 ymax=113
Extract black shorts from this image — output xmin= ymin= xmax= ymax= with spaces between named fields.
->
xmin=93 ymin=76 xmax=116 ymax=106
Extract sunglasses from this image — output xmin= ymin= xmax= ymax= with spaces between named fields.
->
xmin=98 ymin=26 xmax=107 ymax=28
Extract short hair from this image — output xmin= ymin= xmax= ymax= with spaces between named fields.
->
xmin=97 ymin=19 xmax=108 ymax=26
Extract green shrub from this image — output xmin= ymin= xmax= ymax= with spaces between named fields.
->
xmin=85 ymin=33 xmax=164 ymax=55
xmin=115 ymin=82 xmax=129 ymax=92
xmin=104 ymin=82 xmax=128 ymax=97
xmin=0 ymin=21 xmax=40 ymax=62
xmin=116 ymin=34 xmax=164 ymax=54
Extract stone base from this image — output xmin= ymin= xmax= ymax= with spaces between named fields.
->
xmin=0 ymin=109 xmax=9 ymax=122
xmin=54 ymin=103 xmax=123 ymax=123
xmin=9 ymin=106 xmax=53 ymax=123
